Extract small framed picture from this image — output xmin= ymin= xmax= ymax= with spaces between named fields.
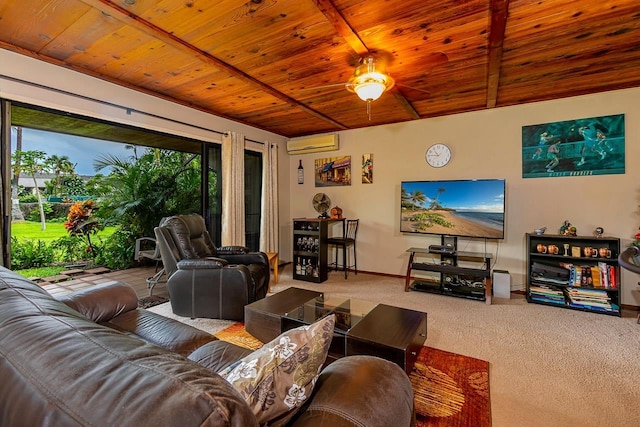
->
xmin=315 ymin=156 xmax=351 ymax=187
xmin=571 ymin=246 xmax=581 ymax=257
xmin=362 ymin=153 xmax=373 ymax=184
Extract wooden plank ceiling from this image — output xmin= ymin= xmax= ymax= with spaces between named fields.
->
xmin=0 ymin=0 xmax=639 ymax=138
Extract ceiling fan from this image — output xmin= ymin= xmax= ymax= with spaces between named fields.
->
xmin=302 ymin=52 xmax=448 ymax=120
xmin=346 ymin=55 xmax=395 ymax=117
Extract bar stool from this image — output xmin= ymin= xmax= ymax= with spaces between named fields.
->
xmin=327 ymin=219 xmax=359 ymax=278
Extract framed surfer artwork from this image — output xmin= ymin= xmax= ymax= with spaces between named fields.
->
xmin=522 ymin=114 xmax=625 ymax=178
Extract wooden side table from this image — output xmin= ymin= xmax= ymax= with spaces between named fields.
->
xmin=266 ymin=252 xmax=278 ymax=291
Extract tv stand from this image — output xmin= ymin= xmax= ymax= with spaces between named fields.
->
xmin=404 ymin=245 xmax=493 ymax=304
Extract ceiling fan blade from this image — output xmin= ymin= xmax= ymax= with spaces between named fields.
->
xmin=425 ymin=52 xmax=448 ymax=66
xmin=297 ymin=83 xmax=347 ymax=92
xmin=396 ymin=83 xmax=431 ymax=95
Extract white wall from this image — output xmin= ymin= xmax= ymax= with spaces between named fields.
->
xmin=288 ymin=88 xmax=640 ymax=307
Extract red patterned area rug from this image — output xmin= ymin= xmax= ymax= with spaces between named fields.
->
xmin=411 ymin=347 xmax=491 ymax=427
xmin=213 ymin=323 xmax=263 ymax=350
xmin=214 ymin=324 xmax=491 ymax=427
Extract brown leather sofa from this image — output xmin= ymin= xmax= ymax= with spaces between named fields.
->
xmin=155 ymin=214 xmax=269 ymax=320
xmin=0 ymin=267 xmax=415 ymax=426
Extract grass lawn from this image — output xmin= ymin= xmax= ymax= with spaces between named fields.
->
xmin=11 ymin=221 xmax=116 ymax=242
xmin=14 ymin=266 xmax=67 ymax=278
xmin=11 ymin=221 xmax=118 ymax=278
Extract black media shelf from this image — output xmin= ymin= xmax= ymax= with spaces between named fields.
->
xmin=410 ymin=280 xmax=486 ymax=301
xmin=292 ymin=218 xmax=344 ymax=283
xmin=405 ymin=244 xmax=493 ymax=304
xmin=526 ymin=233 xmax=621 ymax=316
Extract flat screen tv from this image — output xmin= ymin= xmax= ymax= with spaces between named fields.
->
xmin=400 ymin=179 xmax=505 ymax=239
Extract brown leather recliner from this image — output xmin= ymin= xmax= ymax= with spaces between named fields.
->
xmin=154 ymin=214 xmax=269 ymax=320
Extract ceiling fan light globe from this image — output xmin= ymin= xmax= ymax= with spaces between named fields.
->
xmin=354 ymin=82 xmax=386 ymax=101
xmin=363 ymin=71 xmax=388 ymax=81
xmin=346 ymin=55 xmax=395 ymax=102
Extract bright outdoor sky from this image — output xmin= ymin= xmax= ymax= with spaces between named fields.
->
xmin=11 ymin=127 xmax=134 ymax=175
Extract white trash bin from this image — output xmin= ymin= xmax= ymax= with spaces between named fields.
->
xmin=493 ymin=270 xmax=511 ymax=299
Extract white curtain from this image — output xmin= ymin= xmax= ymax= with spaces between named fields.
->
xmin=221 ymin=131 xmax=245 ymax=246
xmin=260 ymin=141 xmax=279 ymax=253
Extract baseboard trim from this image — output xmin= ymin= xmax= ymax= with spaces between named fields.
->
xmin=283 ymin=265 xmax=640 ymax=311
xmin=621 ymin=303 xmax=640 ymax=312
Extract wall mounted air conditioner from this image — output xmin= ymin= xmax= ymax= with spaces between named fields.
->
xmin=286 ymin=134 xmax=339 ymax=155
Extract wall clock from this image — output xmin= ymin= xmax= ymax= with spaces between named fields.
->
xmin=425 ymin=143 xmax=452 ymax=168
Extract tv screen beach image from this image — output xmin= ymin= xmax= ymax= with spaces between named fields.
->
xmin=400 ymin=179 xmax=505 ymax=239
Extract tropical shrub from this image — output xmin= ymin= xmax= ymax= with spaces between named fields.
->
xmin=64 ymin=200 xmax=102 ymax=257
xmin=50 ymin=235 xmax=89 ymax=263
xmin=94 ymin=228 xmax=137 ymax=270
xmin=407 ymin=212 xmax=454 ymax=230
xmin=27 ymin=202 xmax=53 ymax=221
xmin=11 ymin=237 xmax=55 ymax=269
xmin=61 ymin=175 xmax=86 ymax=196
xmin=92 ymin=149 xmax=202 ymax=268
xmin=19 ymin=194 xmax=38 ymax=203
xmin=94 ymin=149 xmax=201 ymax=238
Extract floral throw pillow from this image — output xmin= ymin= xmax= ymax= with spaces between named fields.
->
xmin=218 ymin=314 xmax=335 ymax=425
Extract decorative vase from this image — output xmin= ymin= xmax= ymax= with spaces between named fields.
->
xmin=330 ymin=206 xmax=343 ymax=219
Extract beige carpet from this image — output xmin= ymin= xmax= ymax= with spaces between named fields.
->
xmin=150 ymin=267 xmax=640 ymax=426
xmin=270 ymin=268 xmax=640 ymax=427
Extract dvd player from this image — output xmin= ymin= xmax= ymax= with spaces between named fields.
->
xmin=428 ymin=245 xmax=456 ymax=254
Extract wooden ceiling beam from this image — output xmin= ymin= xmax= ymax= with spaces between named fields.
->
xmin=393 ymin=90 xmax=421 ymax=120
xmin=486 ymin=0 xmax=510 ymax=108
xmin=311 ymin=0 xmax=369 ymax=56
xmin=79 ymin=0 xmax=348 ymax=131
xmin=311 ymin=0 xmax=420 ymax=120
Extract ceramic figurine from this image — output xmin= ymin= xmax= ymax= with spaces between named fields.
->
xmin=534 ymin=227 xmax=546 ymax=235
xmin=594 ymin=226 xmax=604 ymax=238
xmin=559 ymin=220 xmax=577 ymax=236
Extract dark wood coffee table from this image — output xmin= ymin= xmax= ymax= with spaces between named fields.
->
xmin=244 ymin=287 xmax=322 ymax=342
xmin=245 ymin=287 xmax=427 ymax=374
xmin=346 ymin=303 xmax=427 ymax=374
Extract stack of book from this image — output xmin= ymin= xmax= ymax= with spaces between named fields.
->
xmin=564 ymin=288 xmax=619 ymax=313
xmin=529 ymin=285 xmax=565 ymax=305
xmin=531 ymin=262 xmax=570 ymax=286
xmin=566 ymin=262 xmax=617 ymax=289
xmin=532 ymin=261 xmax=618 ymax=289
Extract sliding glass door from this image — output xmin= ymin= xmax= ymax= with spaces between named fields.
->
xmin=1 ymin=99 xmax=264 ymax=270
xmin=205 ymin=144 xmax=222 ymax=246
xmin=204 ymin=144 xmax=262 ymax=252
xmin=244 ymin=151 xmax=263 ymax=252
